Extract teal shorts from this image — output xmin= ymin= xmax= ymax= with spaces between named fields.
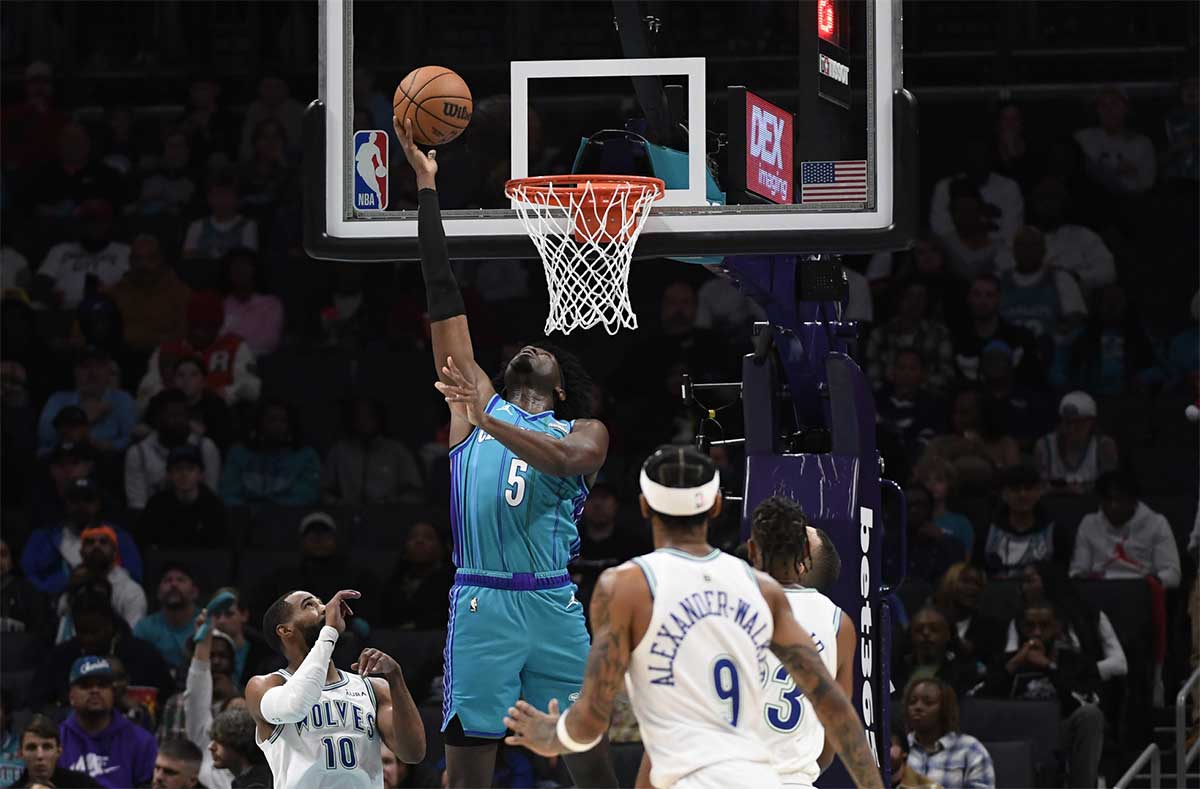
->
xmin=441 ymin=570 xmax=591 ymax=739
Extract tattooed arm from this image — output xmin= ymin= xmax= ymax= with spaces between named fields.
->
xmin=756 ymin=572 xmax=883 ymax=789
xmin=505 ymin=565 xmax=643 ymax=756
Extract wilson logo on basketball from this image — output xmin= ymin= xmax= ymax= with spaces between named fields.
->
xmin=442 ymin=102 xmax=471 ymax=121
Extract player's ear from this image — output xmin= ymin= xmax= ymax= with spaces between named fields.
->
xmin=709 ymin=492 xmax=723 ymax=519
xmin=555 ymin=386 xmax=566 ymax=402
xmin=638 ymin=494 xmax=650 ymax=519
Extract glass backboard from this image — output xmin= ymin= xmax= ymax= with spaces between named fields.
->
xmin=307 ymin=0 xmax=916 ymax=261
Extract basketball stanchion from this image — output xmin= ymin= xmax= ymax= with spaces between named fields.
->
xmin=504 ymin=175 xmax=665 ymax=335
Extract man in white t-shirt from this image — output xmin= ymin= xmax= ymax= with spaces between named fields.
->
xmin=36 ymin=198 xmax=130 ymax=309
xmin=929 ymin=139 xmax=1024 ymax=244
xmin=1074 ymin=86 xmax=1156 ymax=196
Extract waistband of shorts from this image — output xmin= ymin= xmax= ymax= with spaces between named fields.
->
xmin=454 ymin=569 xmax=571 ymax=592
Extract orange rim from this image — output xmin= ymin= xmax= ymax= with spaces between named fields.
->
xmin=505 ymin=174 xmax=666 ymax=201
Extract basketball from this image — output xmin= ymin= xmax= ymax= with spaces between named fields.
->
xmin=393 ymin=66 xmax=473 ymax=146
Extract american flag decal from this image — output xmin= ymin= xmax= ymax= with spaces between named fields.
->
xmin=800 ymin=160 xmax=868 ymax=203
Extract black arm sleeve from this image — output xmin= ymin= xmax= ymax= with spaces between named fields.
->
xmin=418 ymin=188 xmax=466 ymax=321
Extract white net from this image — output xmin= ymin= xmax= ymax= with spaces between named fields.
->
xmin=506 ymin=177 xmax=664 ymax=335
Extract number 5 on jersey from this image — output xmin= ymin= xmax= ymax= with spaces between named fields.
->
xmin=504 ymin=458 xmax=529 ymax=507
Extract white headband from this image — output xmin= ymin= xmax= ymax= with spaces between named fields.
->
xmin=639 ymin=468 xmax=721 ymax=516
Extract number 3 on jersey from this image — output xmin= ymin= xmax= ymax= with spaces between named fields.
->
xmin=504 ymin=458 xmax=529 ymax=506
xmin=763 ymin=664 xmax=804 ymax=732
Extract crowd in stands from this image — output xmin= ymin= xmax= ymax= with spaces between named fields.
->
xmin=0 ymin=48 xmax=1196 ymax=789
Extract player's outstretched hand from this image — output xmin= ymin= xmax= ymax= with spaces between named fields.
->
xmin=324 ymin=590 xmax=361 ymax=634
xmin=394 ymin=116 xmax=437 ymax=186
xmin=352 ymin=648 xmax=402 ymax=681
xmin=434 ymin=355 xmax=488 ymax=426
xmin=504 ymin=698 xmax=564 ymax=757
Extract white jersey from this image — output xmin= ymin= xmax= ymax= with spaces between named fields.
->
xmin=257 ymin=668 xmax=383 ymax=789
xmin=762 ymin=587 xmax=843 ymax=787
xmin=625 ymin=548 xmax=776 ymax=788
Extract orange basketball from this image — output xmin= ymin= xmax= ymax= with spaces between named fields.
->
xmin=393 ymin=66 xmax=473 ymax=146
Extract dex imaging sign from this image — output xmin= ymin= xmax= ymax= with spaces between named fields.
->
xmin=744 ymin=91 xmax=794 ymax=204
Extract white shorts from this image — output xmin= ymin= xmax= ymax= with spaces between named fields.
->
xmin=672 ymin=760 xmax=781 ymax=789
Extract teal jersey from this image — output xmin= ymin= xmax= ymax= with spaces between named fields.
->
xmin=448 ymin=395 xmax=588 ymax=573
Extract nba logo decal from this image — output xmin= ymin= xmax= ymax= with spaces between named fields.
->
xmin=353 ymin=130 xmax=389 ymax=211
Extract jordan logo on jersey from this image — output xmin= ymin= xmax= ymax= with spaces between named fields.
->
xmin=295 ymin=699 xmax=376 ymax=739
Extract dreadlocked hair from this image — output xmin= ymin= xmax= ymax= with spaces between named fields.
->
xmin=750 ymin=495 xmax=812 ymax=580
xmin=492 ymin=340 xmax=595 ymax=420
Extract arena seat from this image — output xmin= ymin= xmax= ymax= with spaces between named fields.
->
xmin=144 ymin=548 xmax=235 ymax=594
xmin=976 ymin=579 xmax=1022 ymax=625
xmin=609 ymin=742 xmax=645 ymax=787
xmin=960 ymin=699 xmax=1060 ymax=786
xmin=983 ymin=740 xmax=1036 ymax=789
xmin=0 ymin=631 xmax=45 ymax=672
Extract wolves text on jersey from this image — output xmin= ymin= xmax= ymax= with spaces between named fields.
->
xmin=294 ymin=699 xmax=377 ymax=740
xmin=645 ymin=591 xmax=772 ymax=687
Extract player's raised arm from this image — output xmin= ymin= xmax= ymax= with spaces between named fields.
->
xmin=503 ymin=564 xmax=640 ymax=756
xmin=353 ymin=649 xmax=426 ymax=764
xmin=395 ymin=116 xmax=491 ymax=446
xmin=757 ymin=573 xmax=883 ymax=789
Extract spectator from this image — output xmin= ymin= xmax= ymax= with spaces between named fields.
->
xmin=1159 ymin=290 xmax=1200 ymax=393
xmin=107 ymin=654 xmax=156 ymax=733
xmin=139 ymin=290 xmax=261 ymax=407
xmin=1005 ymin=562 xmax=1127 ymax=686
xmin=984 ymin=601 xmax=1105 ymax=789
xmin=912 ymin=457 xmax=974 ymax=554
xmin=694 ymin=269 xmax=767 ymax=343
xmin=866 ymin=283 xmax=955 ymax=394
xmin=182 ymin=170 xmax=258 ymax=261
xmin=219 ymin=248 xmax=283 ymax=356
xmin=904 ymin=486 xmax=966 ymax=587
xmin=1074 ymin=86 xmax=1156 ymax=196
xmin=70 ymin=296 xmax=128 ymax=380
xmin=979 ymin=464 xmax=1070 ymax=579
xmin=32 ymin=593 xmax=172 ymax=709
xmin=1163 ymin=76 xmax=1198 ymax=184
xmin=621 ymin=281 xmax=733 ymax=392
xmin=220 ymin=397 xmax=320 ymax=506
xmin=1033 ymin=392 xmax=1119 ymax=493
xmin=383 ymin=521 xmax=453 ymax=630
xmin=1 ymin=245 xmax=31 ymax=292
xmin=54 ymin=527 xmax=147 ymax=639
xmin=37 ymin=349 xmax=136 ymax=455
xmin=888 ymin=729 xmax=939 ymax=789
xmin=936 ymin=179 xmax=1005 ymax=280
xmin=10 ymin=714 xmax=100 ymax=789
xmin=576 ymin=482 xmax=648 ymax=579
xmin=992 ymin=102 xmax=1037 ymax=189
xmin=0 ymin=691 xmax=18 ymax=785
xmin=134 ymin=563 xmax=203 ymax=671
xmin=932 ymin=563 xmax=1005 ymax=662
xmin=0 ymin=538 xmax=50 ymax=636
xmin=129 ymin=130 xmax=199 ymax=217
xmin=207 ymin=588 xmax=273 ymax=685
xmin=929 ymin=139 xmax=1024 ymax=244
xmin=924 ymin=387 xmax=1019 ymax=488
xmin=107 ymin=234 xmax=191 ymax=355
xmin=179 ymin=79 xmax=239 ymax=167
xmin=239 ymin=118 xmax=297 ymax=220
xmin=952 ymin=274 xmax=1045 ymax=389
xmin=21 ymin=476 xmax=143 ymax=595
xmin=58 ymin=656 xmax=157 ymax=788
xmin=140 ymin=445 xmax=229 ymax=548
xmin=153 ymin=738 xmax=203 ymax=789
xmin=1 ymin=62 xmax=67 ymax=173
xmin=998 ymin=226 xmax=1088 ymax=344
xmin=210 ymin=709 xmax=272 ymax=788
xmin=875 ymin=349 xmax=946 ymax=462
xmin=171 ymin=356 xmax=236 ymax=451
xmin=1070 ymin=470 xmax=1181 ymax=588
xmin=1055 ymin=285 xmax=1156 ymax=396
xmin=29 ymin=441 xmax=98 ymax=532
xmin=892 ymin=607 xmax=984 ymax=701
xmin=903 ymin=677 xmax=994 ymax=789
xmin=255 ymin=511 xmax=379 ymax=624
xmin=34 ymin=198 xmax=129 ymax=309
xmin=125 ymin=390 xmax=220 ymax=510
xmin=30 ymin=124 xmax=126 ymax=218
xmin=1014 ymin=175 xmax=1116 ymax=292
xmin=979 ymin=341 xmax=1054 ymax=448
xmin=46 ymin=405 xmax=94 ymax=456
xmin=322 ymin=397 xmax=422 ymax=504
xmin=238 ymin=76 xmax=304 ymax=163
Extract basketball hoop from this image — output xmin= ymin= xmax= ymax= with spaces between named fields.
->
xmin=505 ymin=175 xmax=665 ymax=335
